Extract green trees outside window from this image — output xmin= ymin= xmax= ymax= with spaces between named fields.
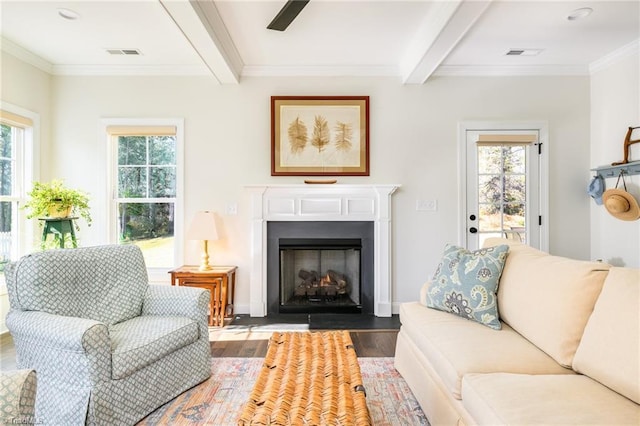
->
xmin=117 ymin=135 xmax=176 ymax=267
xmin=477 ymin=145 xmax=526 ymax=235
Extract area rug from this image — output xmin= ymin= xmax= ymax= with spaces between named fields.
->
xmin=237 ymin=331 xmax=370 ymax=425
xmin=137 ymin=357 xmax=429 ymax=425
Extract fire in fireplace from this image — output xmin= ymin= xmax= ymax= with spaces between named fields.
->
xmin=279 ymin=238 xmax=361 ymax=313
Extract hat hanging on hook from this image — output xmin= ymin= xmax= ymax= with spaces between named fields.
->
xmin=602 ymin=171 xmax=640 ymax=221
xmin=587 ymin=174 xmax=604 ymax=205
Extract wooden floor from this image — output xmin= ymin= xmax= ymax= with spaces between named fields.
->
xmin=1 ymin=330 xmax=398 ymax=370
xmin=211 ymin=330 xmax=398 ymax=358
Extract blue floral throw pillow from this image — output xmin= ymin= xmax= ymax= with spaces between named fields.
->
xmin=426 ymin=244 xmax=509 ymax=330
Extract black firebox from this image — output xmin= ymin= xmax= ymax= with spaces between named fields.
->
xmin=267 ymin=221 xmax=374 ymax=315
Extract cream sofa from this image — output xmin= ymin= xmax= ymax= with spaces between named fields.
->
xmin=394 ymin=238 xmax=640 ymax=425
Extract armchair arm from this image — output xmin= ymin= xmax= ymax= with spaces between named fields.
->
xmin=6 ymin=311 xmax=112 ymax=383
xmin=142 ymin=285 xmax=209 ymax=334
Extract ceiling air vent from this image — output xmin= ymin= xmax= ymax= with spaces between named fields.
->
xmin=505 ymin=49 xmax=542 ymax=56
xmin=106 ymin=48 xmax=141 ymax=56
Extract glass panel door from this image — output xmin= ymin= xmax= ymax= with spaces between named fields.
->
xmin=466 ymin=130 xmax=540 ymax=250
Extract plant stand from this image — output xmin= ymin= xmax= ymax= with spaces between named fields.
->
xmin=39 ymin=218 xmax=77 ymax=249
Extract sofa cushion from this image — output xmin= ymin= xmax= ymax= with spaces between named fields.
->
xmin=573 ymin=267 xmax=640 ymax=404
xmin=399 ymin=302 xmax=573 ymax=400
xmin=425 ymin=244 xmax=509 ymax=330
xmin=110 ymin=316 xmax=199 ymax=380
xmin=462 ymin=373 xmax=640 ymax=425
xmin=483 ymin=238 xmax=610 ymax=367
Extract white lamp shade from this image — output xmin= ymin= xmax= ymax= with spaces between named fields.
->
xmin=186 ymin=211 xmax=219 ymax=241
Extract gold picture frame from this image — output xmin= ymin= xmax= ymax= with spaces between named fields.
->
xmin=271 ymin=96 xmax=370 ymax=176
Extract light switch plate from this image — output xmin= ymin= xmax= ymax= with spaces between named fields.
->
xmin=225 ymin=203 xmax=238 ymax=215
xmin=416 ymin=199 xmax=437 ymax=211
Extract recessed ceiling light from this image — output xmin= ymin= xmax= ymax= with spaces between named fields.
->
xmin=567 ymin=7 xmax=593 ymax=21
xmin=57 ymin=8 xmax=80 ymax=20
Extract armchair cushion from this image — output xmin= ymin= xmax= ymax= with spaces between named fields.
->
xmin=110 ymin=316 xmax=199 ymax=380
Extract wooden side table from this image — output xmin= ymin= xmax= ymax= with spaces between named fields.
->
xmin=168 ymin=265 xmax=237 ymax=326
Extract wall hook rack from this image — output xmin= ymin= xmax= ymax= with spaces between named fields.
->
xmin=591 ymin=161 xmax=640 ymax=178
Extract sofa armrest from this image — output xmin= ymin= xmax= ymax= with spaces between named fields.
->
xmin=6 ymin=310 xmax=112 ymax=382
xmin=420 ymin=280 xmax=432 ymax=306
xmin=0 ymin=369 xmax=37 ymax=424
xmin=142 ymin=285 xmax=209 ymax=334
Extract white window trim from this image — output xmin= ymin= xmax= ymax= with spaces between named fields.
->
xmin=458 ymin=121 xmax=549 ymax=252
xmin=0 ymin=102 xmax=40 ymax=257
xmin=0 ymin=102 xmax=40 ymax=295
xmin=100 ymin=118 xmax=185 ymax=282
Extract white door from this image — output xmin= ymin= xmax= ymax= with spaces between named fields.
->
xmin=464 ymin=128 xmax=545 ymax=250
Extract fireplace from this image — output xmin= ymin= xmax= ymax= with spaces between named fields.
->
xmin=247 ymin=184 xmax=399 ymax=317
xmin=267 ymin=221 xmax=374 ymax=315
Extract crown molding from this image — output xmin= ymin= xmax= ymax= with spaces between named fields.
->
xmin=589 ymin=39 xmax=640 ymax=74
xmin=433 ymin=64 xmax=589 ymax=77
xmin=241 ymin=65 xmax=398 ymax=78
xmin=1 ymin=37 xmax=53 ymax=74
xmin=50 ymin=64 xmax=210 ymax=76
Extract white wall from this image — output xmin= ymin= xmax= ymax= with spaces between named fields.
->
xmin=0 ymin=52 xmax=51 ymax=333
xmin=45 ymin=73 xmax=591 ymax=313
xmin=590 ymin=46 xmax=640 ymax=267
xmin=1 ymin=51 xmax=596 ymax=315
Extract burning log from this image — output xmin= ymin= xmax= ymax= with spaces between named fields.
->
xmin=298 ymin=269 xmax=319 ymax=286
xmin=327 ymin=270 xmax=348 ymax=294
xmin=294 ymin=269 xmax=349 ymax=298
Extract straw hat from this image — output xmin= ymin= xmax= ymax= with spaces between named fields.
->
xmin=602 ymin=188 xmax=640 ymax=221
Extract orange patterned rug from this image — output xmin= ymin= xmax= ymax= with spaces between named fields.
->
xmin=238 ymin=331 xmax=370 ymax=425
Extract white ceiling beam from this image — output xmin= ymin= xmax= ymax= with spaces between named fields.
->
xmin=159 ymin=0 xmax=243 ymax=84
xmin=401 ymin=0 xmax=492 ymax=84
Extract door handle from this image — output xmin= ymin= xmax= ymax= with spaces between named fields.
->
xmin=469 ymin=227 xmax=478 ymax=234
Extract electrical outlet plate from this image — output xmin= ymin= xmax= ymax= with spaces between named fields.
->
xmin=416 ymin=199 xmax=437 ymax=211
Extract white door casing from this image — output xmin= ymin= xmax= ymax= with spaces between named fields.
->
xmin=458 ymin=121 xmax=549 ymax=251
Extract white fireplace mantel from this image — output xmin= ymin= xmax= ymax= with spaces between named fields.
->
xmin=246 ymin=184 xmax=400 ymax=317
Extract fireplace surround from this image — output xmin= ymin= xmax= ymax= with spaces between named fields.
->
xmin=247 ymin=184 xmax=400 ymax=317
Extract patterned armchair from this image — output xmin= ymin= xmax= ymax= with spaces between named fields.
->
xmin=5 ymin=245 xmax=211 ymax=425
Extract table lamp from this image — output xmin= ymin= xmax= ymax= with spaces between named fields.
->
xmin=186 ymin=211 xmax=219 ymax=271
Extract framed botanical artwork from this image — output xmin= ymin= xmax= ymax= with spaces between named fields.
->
xmin=271 ymin=96 xmax=370 ymax=176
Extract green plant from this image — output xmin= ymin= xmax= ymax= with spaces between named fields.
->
xmin=23 ymin=180 xmax=92 ymax=228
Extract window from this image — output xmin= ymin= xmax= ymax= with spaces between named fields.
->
xmin=0 ymin=108 xmax=36 ymax=269
xmin=106 ymin=121 xmax=183 ymax=270
xmin=477 ymin=141 xmax=528 ymax=244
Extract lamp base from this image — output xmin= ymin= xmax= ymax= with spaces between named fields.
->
xmin=198 ymin=263 xmax=213 ymax=271
xmin=199 ymin=240 xmax=213 ymax=271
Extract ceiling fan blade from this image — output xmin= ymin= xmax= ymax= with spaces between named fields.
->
xmin=267 ymin=0 xmax=310 ymax=31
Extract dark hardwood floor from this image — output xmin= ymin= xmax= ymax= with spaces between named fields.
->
xmin=1 ymin=330 xmax=398 ymax=369
xmin=210 ymin=330 xmax=398 ymax=358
